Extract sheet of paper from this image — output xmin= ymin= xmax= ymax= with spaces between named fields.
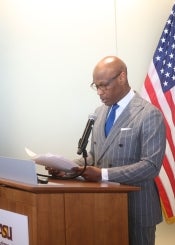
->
xmin=25 ymin=147 xmax=78 ymax=171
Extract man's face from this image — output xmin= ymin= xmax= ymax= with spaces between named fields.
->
xmin=92 ymin=71 xmax=124 ymax=106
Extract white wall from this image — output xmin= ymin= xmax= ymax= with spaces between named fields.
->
xmin=0 ymin=0 xmax=175 ymax=244
xmin=0 ymin=0 xmax=116 ymax=158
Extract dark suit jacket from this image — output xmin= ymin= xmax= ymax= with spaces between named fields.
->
xmin=88 ymin=93 xmax=166 ymax=226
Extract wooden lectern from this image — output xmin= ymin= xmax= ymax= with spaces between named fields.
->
xmin=0 ymin=177 xmax=139 ymax=245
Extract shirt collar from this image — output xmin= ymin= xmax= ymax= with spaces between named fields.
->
xmin=117 ymin=89 xmax=135 ymax=108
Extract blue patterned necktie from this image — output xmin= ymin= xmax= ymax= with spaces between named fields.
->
xmin=105 ymin=103 xmax=119 ymax=137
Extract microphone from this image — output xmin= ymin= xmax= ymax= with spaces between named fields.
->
xmin=77 ymin=113 xmax=97 ymax=155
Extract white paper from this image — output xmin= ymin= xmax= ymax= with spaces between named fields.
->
xmin=25 ymin=147 xmax=78 ymax=171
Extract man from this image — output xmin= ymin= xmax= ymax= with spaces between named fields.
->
xmin=73 ymin=56 xmax=166 ymax=245
xmin=49 ymin=56 xmax=166 ymax=245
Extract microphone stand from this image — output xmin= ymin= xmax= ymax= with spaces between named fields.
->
xmin=79 ymin=148 xmax=88 ymax=176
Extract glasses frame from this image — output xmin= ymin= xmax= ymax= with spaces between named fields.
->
xmin=90 ymin=71 xmax=122 ymax=91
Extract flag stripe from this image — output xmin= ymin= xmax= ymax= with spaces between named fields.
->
xmin=163 ymin=155 xmax=175 ymax=196
xmin=164 ymin=90 xmax=175 ymax=124
xmin=158 ymin=166 xmax=175 ymax=214
xmin=144 ymin=74 xmax=175 ymax=160
xmin=165 ymin=140 xmax=175 ymax=179
xmin=155 ymin=176 xmax=173 ymax=218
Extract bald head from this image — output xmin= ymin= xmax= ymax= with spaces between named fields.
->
xmin=93 ymin=56 xmax=127 ymax=79
xmin=92 ymin=56 xmax=130 ymax=105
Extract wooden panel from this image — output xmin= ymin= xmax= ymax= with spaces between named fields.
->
xmin=36 ymin=193 xmax=65 ymax=244
xmin=65 ymin=192 xmax=128 ymax=245
xmin=0 ymin=186 xmax=66 ymax=245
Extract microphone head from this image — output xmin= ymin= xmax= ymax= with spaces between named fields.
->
xmin=88 ymin=113 xmax=97 ymax=121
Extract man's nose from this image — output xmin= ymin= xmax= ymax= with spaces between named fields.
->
xmin=97 ymin=87 xmax=105 ymax=95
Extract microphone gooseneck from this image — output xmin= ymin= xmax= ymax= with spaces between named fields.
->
xmin=77 ymin=113 xmax=97 ymax=155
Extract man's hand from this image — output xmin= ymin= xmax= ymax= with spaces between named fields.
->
xmin=46 ymin=165 xmax=102 ymax=182
xmin=72 ymin=166 xmax=102 ymax=182
xmin=45 ymin=166 xmax=66 ymax=177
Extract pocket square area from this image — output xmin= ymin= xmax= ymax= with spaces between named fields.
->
xmin=121 ymin=128 xmax=132 ymax=131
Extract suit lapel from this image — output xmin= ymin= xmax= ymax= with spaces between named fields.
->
xmin=96 ymin=94 xmax=144 ymax=163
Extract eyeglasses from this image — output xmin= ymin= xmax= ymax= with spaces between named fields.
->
xmin=90 ymin=71 xmax=122 ymax=91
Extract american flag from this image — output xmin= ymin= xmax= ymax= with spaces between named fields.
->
xmin=141 ymin=4 xmax=175 ymax=223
